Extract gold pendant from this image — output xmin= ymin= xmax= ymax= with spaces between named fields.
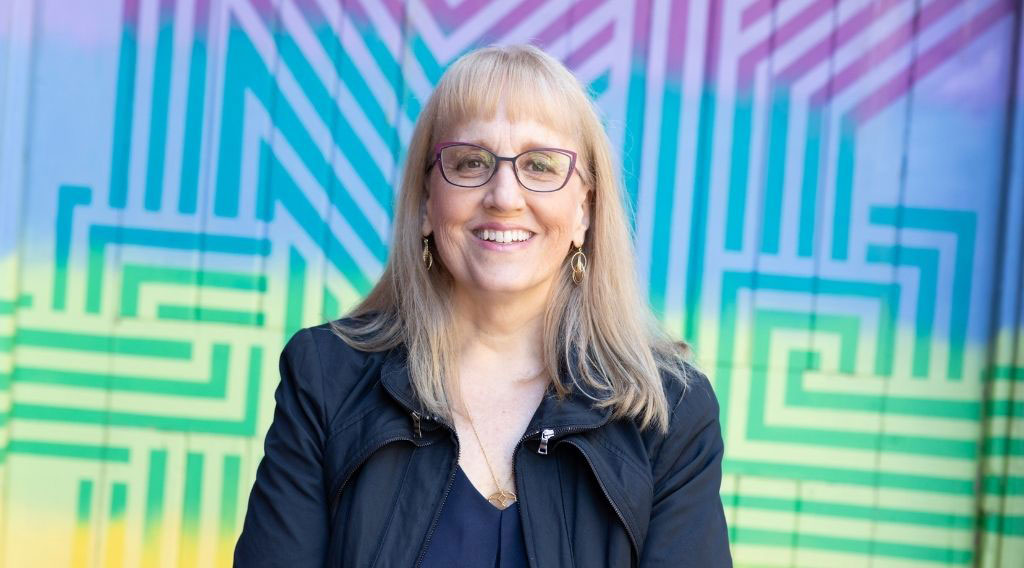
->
xmin=487 ymin=490 xmax=517 ymax=510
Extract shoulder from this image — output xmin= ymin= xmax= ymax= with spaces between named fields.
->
xmin=280 ymin=321 xmax=377 ymax=373
xmin=280 ymin=319 xmax=391 ymax=424
xmin=639 ymin=360 xmax=721 ymax=464
xmin=300 ymin=320 xmax=379 ymax=368
xmin=664 ymin=361 xmax=719 ymax=432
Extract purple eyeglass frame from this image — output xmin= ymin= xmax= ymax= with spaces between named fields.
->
xmin=426 ymin=141 xmax=581 ymax=192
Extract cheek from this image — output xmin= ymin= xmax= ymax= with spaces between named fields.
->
xmin=427 ymin=186 xmax=468 ymax=228
xmin=536 ymin=197 xmax=582 ymax=239
xmin=426 ymin=190 xmax=477 ymax=253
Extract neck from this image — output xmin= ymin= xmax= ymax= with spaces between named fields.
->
xmin=451 ymin=282 xmax=551 ymax=379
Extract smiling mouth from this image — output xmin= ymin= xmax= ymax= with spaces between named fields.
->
xmin=472 ymin=229 xmax=535 ymax=244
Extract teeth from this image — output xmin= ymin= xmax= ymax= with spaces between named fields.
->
xmin=475 ymin=229 xmax=532 ymax=243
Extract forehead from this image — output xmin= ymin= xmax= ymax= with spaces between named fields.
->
xmin=443 ymin=113 xmax=576 ymax=152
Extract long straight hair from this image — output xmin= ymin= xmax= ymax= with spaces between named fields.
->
xmin=332 ymin=44 xmax=690 ymax=433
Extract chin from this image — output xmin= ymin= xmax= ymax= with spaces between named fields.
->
xmin=460 ymin=271 xmax=542 ymax=295
xmin=472 ymin=279 xmax=534 ymax=294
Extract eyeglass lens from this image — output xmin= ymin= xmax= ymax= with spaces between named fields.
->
xmin=439 ymin=144 xmax=571 ymax=192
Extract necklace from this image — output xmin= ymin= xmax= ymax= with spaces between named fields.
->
xmin=455 ymin=368 xmax=546 ymax=510
xmin=463 ymin=405 xmax=518 ymax=509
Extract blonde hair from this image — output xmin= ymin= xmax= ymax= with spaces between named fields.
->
xmin=332 ymin=44 xmax=690 ymax=433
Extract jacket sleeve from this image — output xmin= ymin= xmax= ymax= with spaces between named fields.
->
xmin=639 ymin=365 xmax=731 ymax=567
xmin=234 ymin=328 xmax=330 ymax=566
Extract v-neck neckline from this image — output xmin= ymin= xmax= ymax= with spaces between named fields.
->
xmin=456 ymin=465 xmax=516 ymax=513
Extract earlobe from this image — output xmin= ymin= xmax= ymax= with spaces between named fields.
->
xmin=573 ymin=191 xmax=591 ymax=248
xmin=421 ymin=195 xmax=433 ymax=237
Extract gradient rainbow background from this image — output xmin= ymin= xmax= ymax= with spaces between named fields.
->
xmin=1 ymin=0 xmax=1022 ymax=566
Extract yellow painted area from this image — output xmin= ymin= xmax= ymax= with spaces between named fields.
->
xmin=104 ymin=517 xmax=125 ymax=568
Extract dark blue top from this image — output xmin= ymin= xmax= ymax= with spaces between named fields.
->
xmin=420 ymin=465 xmax=528 ymax=567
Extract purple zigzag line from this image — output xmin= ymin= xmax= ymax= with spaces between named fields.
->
xmin=534 ymin=0 xmax=606 ymax=48
xmin=381 ymin=0 xmax=404 ymax=26
xmin=475 ymin=0 xmax=550 ymax=46
xmin=664 ymin=0 xmax=690 ymax=77
xmin=248 ymin=0 xmax=276 ymax=21
xmin=776 ymin=0 xmax=903 ymax=84
xmin=737 ymin=0 xmax=834 ymax=87
xmin=124 ymin=0 xmax=140 ymax=27
xmin=291 ymin=0 xmax=330 ymax=25
xmin=705 ymin=0 xmax=723 ymax=81
xmin=853 ymin=0 xmax=1015 ymax=122
xmin=345 ymin=0 xmax=375 ymax=27
xmin=808 ymin=0 xmax=965 ymax=106
xmin=632 ymin=0 xmax=653 ymax=53
xmin=423 ymin=0 xmax=492 ymax=32
xmin=194 ymin=0 xmax=211 ymax=31
xmin=564 ymin=20 xmax=614 ymax=70
xmin=741 ymin=0 xmax=775 ymax=31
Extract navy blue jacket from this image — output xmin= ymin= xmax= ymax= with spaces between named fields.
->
xmin=234 ymin=321 xmax=731 ymax=567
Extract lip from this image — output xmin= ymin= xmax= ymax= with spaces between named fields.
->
xmin=471 ymin=222 xmax=536 ymax=233
xmin=470 ymin=225 xmax=536 ymax=251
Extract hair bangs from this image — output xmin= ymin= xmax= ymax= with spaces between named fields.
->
xmin=430 ymin=47 xmax=582 ymax=149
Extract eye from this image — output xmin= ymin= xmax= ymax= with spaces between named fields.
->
xmin=523 ymin=156 xmax=553 ymax=172
xmin=455 ymin=153 xmax=492 ymax=171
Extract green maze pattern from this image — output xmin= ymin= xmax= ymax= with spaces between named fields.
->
xmin=0 ymin=0 xmax=1022 ymax=566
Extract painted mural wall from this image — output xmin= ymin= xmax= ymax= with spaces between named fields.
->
xmin=0 ymin=0 xmax=1022 ymax=566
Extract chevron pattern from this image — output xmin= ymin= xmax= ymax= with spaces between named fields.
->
xmin=0 ymin=0 xmax=1021 ymax=566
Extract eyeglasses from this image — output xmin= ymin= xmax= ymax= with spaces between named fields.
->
xmin=426 ymin=142 xmax=579 ymax=193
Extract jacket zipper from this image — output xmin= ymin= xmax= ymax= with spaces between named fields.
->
xmin=537 ymin=428 xmax=555 ymax=454
xmin=510 ymin=427 xmax=548 ymax=568
xmin=413 ymin=418 xmax=460 ymax=568
xmin=558 ymin=438 xmax=639 ymax=559
xmin=511 ymin=422 xmax=611 ymax=568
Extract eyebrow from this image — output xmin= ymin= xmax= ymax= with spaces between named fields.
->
xmin=460 ymin=138 xmax=564 ymax=152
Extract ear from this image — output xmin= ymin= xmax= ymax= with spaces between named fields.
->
xmin=421 ymin=189 xmax=433 ymax=237
xmin=572 ymin=187 xmax=591 ymax=249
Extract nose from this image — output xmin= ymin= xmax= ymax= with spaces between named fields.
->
xmin=482 ymin=160 xmax=526 ymax=211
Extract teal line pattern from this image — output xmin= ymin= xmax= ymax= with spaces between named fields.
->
xmin=724 ymin=97 xmax=753 ymax=251
xmin=648 ymin=78 xmax=684 ymax=317
xmin=869 ymin=206 xmax=976 ymax=380
xmin=177 ymin=2 xmax=210 ymax=214
xmin=759 ymin=89 xmax=790 ymax=255
xmin=796 ymin=110 xmax=823 ymax=258
xmin=144 ymin=0 xmax=176 ymax=212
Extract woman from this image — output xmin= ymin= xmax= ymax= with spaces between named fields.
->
xmin=234 ymin=44 xmax=730 ymax=567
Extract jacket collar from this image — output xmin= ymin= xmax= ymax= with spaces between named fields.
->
xmin=379 ymin=344 xmax=613 ymax=434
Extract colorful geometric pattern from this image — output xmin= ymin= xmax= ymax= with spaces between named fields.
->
xmin=0 ymin=0 xmax=1021 ymax=566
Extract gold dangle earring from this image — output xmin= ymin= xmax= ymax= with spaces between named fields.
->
xmin=422 ymin=236 xmax=433 ymax=270
xmin=570 ymin=244 xmax=587 ymax=284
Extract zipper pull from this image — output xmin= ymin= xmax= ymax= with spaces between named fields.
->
xmin=537 ymin=428 xmax=555 ymax=455
xmin=411 ymin=411 xmax=422 ymax=438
